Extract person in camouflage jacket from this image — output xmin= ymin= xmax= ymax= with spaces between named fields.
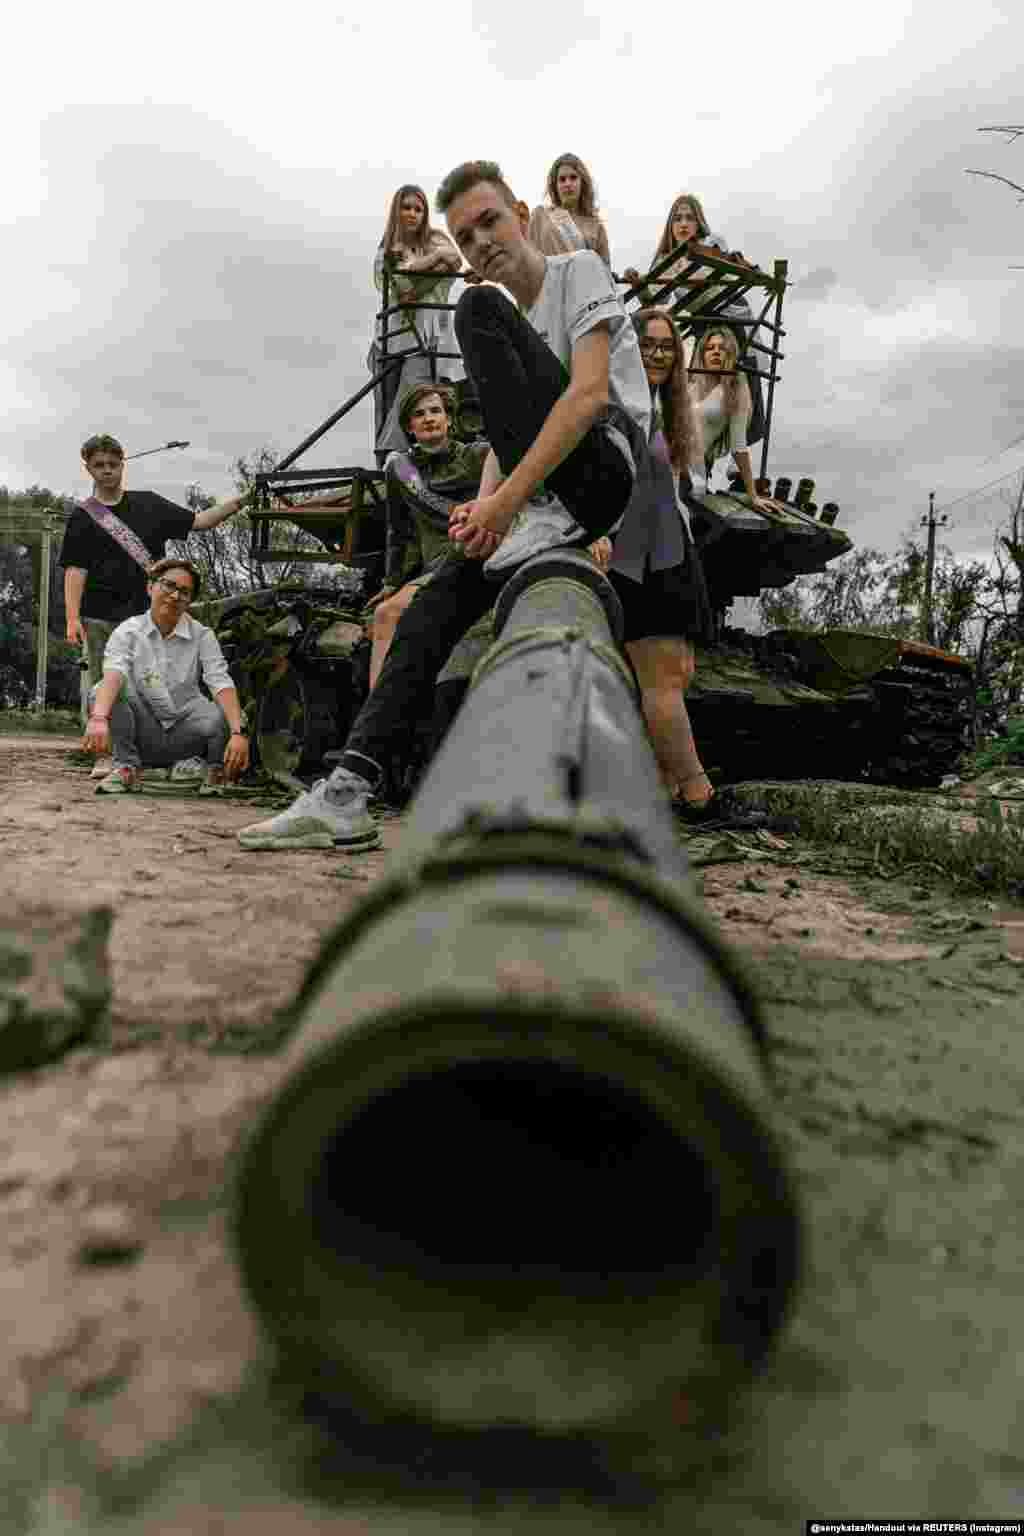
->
xmin=366 ymin=381 xmax=487 ymax=688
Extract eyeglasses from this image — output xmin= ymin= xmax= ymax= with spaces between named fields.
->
xmin=155 ymin=577 xmax=194 ymax=604
xmin=639 ymin=339 xmax=676 ymax=357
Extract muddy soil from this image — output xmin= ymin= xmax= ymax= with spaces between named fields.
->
xmin=1 ymin=733 xmax=1023 ymax=1533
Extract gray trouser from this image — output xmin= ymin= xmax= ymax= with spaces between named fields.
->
xmin=88 ymin=682 xmax=229 ymax=770
xmin=80 ymin=618 xmax=116 ymax=725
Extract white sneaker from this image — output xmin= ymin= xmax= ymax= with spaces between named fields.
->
xmin=483 ymin=496 xmax=587 ymax=579
xmin=89 ymin=756 xmax=113 ymax=780
xmin=237 ymin=771 xmax=380 ymax=851
xmin=169 ymin=757 xmax=207 ymax=785
xmin=94 ymin=765 xmax=141 ymax=796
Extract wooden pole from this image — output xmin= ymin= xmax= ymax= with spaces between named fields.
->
xmin=34 ymin=526 xmax=52 ymax=710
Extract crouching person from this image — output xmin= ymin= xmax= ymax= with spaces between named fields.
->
xmin=81 ymin=557 xmax=249 ymax=795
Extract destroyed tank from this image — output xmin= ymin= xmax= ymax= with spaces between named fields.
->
xmin=684 ymin=479 xmax=974 ymax=787
xmin=194 ymin=244 xmax=973 ymax=793
xmin=428 ymin=477 xmax=975 ymax=790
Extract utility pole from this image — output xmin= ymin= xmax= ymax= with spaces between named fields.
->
xmin=920 ymin=491 xmax=949 ymax=646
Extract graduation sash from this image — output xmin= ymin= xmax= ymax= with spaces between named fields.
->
xmin=80 ymin=497 xmax=154 ymax=572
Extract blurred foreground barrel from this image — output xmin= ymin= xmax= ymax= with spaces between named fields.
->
xmin=234 ymin=551 xmax=800 ymax=1437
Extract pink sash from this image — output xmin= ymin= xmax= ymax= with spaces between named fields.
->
xmin=80 ymin=497 xmax=153 ymax=572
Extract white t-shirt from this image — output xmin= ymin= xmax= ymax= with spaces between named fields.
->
xmin=695 ymin=383 xmax=749 ymax=461
xmin=525 ymin=251 xmax=651 ymax=456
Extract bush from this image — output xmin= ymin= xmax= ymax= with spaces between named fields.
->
xmin=963 ymin=715 xmax=1024 ymax=776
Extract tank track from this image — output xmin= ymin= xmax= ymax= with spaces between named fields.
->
xmin=687 ymin=628 xmax=971 ymax=789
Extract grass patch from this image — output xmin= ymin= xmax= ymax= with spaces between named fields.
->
xmin=0 ymin=707 xmax=81 ymax=736
xmin=752 ymin=782 xmax=1024 ymax=901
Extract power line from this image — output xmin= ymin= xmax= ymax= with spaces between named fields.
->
xmin=936 ymin=463 xmax=1024 ymax=515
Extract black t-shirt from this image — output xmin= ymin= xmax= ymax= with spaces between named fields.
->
xmin=60 ymin=490 xmax=195 ymax=623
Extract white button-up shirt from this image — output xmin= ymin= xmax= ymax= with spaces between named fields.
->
xmin=103 ymin=611 xmax=234 ymax=731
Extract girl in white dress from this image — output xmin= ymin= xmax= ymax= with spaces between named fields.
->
xmin=690 ymin=328 xmax=773 ymax=510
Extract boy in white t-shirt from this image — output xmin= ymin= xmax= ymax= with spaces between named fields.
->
xmin=237 ymin=159 xmax=648 ymax=851
xmin=440 ymin=160 xmax=649 ymax=572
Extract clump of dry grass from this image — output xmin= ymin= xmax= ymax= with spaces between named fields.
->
xmin=755 ymin=783 xmax=1024 ymax=900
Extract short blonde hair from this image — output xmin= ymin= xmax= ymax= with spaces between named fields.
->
xmin=147 ymin=556 xmax=203 ymax=600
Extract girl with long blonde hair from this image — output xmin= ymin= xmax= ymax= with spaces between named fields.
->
xmin=527 ymin=152 xmax=611 ymax=266
xmin=690 ymin=327 xmax=771 ymax=508
xmin=370 ymin=184 xmax=463 ymax=455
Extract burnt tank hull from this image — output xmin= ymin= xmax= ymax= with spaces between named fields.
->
xmin=191 ymin=587 xmax=371 ymax=782
xmin=686 ymin=626 xmax=973 ymax=788
xmin=431 ymin=491 xmax=973 ymax=792
xmin=195 ymin=489 xmax=973 ymax=795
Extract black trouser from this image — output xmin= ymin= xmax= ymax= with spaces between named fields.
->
xmin=341 ymin=284 xmax=635 ymax=783
xmin=453 ymin=284 xmax=633 ymax=539
xmin=342 ymin=553 xmax=495 ymax=781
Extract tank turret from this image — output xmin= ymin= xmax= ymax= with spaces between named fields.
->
xmin=691 ymin=478 xmax=852 ymax=606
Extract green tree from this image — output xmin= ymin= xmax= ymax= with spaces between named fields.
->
xmin=0 ymin=539 xmax=79 ymax=707
xmin=755 ymin=536 xmax=993 ymax=654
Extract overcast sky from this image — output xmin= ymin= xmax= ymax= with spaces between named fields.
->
xmin=4 ymin=0 xmax=1022 ymax=560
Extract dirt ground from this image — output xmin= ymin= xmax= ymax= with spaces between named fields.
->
xmin=2 ymin=732 xmax=1024 ymax=1533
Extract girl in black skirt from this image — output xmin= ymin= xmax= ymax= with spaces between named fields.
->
xmin=608 ymin=307 xmax=716 ymax=817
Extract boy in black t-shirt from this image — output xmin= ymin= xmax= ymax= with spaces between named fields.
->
xmin=61 ymin=432 xmax=250 ymax=764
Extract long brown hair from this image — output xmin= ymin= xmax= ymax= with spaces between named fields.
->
xmin=691 ymin=327 xmax=751 ymax=424
xmin=544 ymin=153 xmax=598 ymax=218
xmin=380 ymin=184 xmax=434 ymax=254
xmin=633 ymin=308 xmax=699 ymax=472
xmin=652 ymin=193 xmax=711 ymax=262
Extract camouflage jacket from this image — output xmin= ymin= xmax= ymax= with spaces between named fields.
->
xmin=383 ymin=438 xmax=489 ymax=587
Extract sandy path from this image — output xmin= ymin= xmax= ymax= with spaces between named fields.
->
xmin=1 ymin=734 xmax=1023 ymax=1532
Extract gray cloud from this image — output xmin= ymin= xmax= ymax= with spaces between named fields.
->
xmin=5 ymin=19 xmax=1024 ymax=582
xmin=3 ymin=105 xmax=384 ymax=498
xmin=795 ymin=267 xmax=839 ymax=300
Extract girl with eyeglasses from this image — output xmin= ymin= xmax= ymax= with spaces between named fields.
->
xmin=607 ymin=308 xmax=717 ymax=818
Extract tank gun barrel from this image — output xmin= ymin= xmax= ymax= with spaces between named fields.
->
xmin=233 ymin=551 xmax=801 ymax=1442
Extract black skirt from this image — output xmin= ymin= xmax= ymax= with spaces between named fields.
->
xmin=608 ymin=523 xmax=715 ymax=646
